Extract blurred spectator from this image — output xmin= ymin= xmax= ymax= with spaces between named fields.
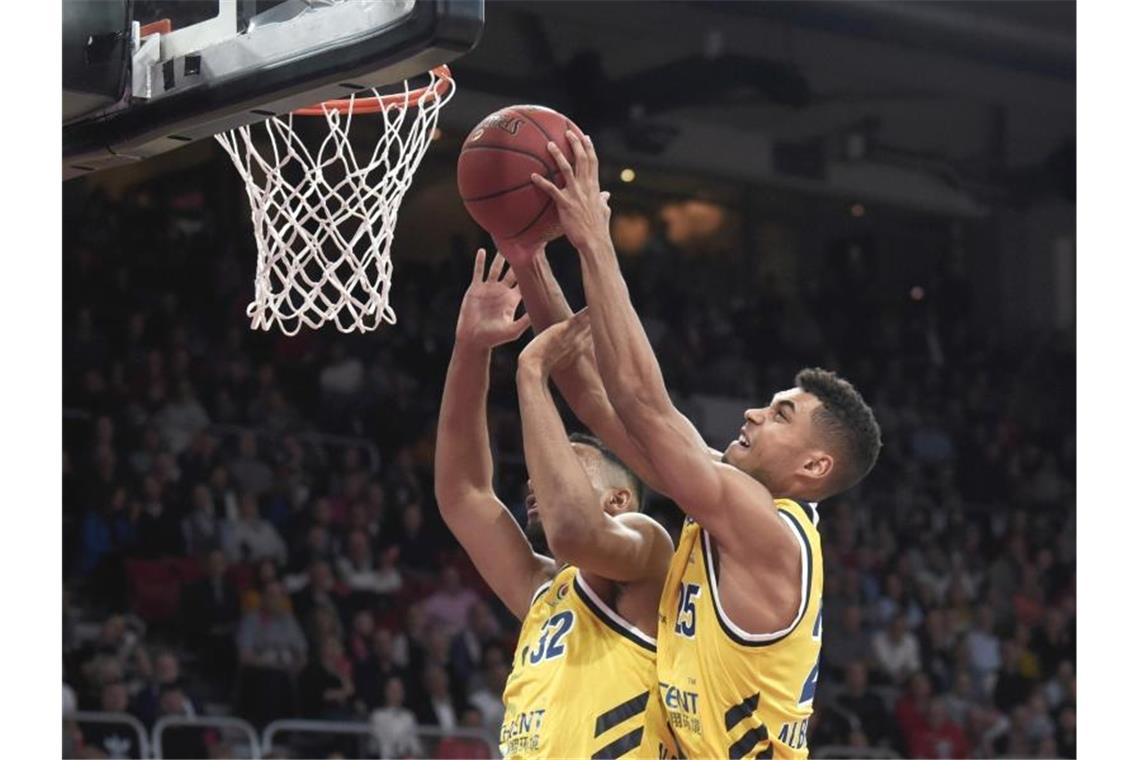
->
xmin=336 ymin=529 xmax=402 ymax=597
xmin=347 ymin=610 xmax=377 ymax=665
xmin=1034 ymin=608 xmax=1074 ymax=678
xmin=133 ymin=475 xmax=184 ymax=557
xmin=80 ymin=486 xmax=136 ymax=576
xmin=82 ymin=681 xmax=143 ymax=758
xmin=155 ymin=380 xmax=210 ymax=455
xmin=131 ymin=649 xmax=197 ymax=727
xmin=355 ymin=628 xmax=411 ymax=711
xmin=833 ymin=661 xmax=893 ymax=750
xmin=821 ymin=604 xmax=870 ymax=679
xmin=291 ymin=559 xmax=349 ymax=631
xmin=894 ymin=672 xmax=932 ymax=752
xmin=369 ymin=676 xmax=424 ymax=759
xmin=415 ymin=664 xmax=458 ymax=731
xmin=208 ymin=465 xmax=240 ymax=522
xmin=235 ymin=581 xmax=307 ymax=727
xmin=450 ymin=600 xmax=504 ymax=686
xmin=1055 ymin=705 xmax=1076 ymax=758
xmin=436 ymin=707 xmax=494 ymax=759
xmin=422 ymin=565 xmax=479 ymax=637
xmin=181 ymin=549 xmax=241 ymax=680
xmin=224 ymin=492 xmax=288 ymax=564
xmin=396 ymin=502 xmax=437 ymax=575
xmin=943 ymin=670 xmax=978 ymax=726
xmin=872 ymin=613 xmax=922 ymax=685
xmin=181 ymin=483 xmax=224 ymax=557
xmin=993 ymin=639 xmax=1034 ymax=712
xmin=299 ymin=637 xmax=357 ymax=720
xmin=230 ymin=432 xmax=273 ymax=497
xmin=155 ymin=685 xmax=209 ymax=759
xmin=965 ymin=605 xmax=1002 ymax=687
xmin=467 ymin=655 xmax=508 ymax=733
xmin=129 ymin=426 xmax=164 ymax=477
xmin=907 ymin=698 xmax=968 ymax=758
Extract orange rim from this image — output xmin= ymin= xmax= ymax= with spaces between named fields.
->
xmin=292 ymin=65 xmax=453 ymax=116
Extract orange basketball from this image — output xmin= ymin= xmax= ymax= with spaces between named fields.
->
xmin=457 ymin=105 xmax=585 ymax=247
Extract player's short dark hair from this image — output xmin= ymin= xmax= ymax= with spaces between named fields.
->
xmin=569 ymin=433 xmax=645 ymax=512
xmin=795 ymin=368 xmax=882 ymax=497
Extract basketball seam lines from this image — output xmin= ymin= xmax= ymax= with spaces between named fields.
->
xmin=513 ymin=108 xmax=558 ymax=147
xmin=461 ymin=175 xmax=553 ymax=203
xmin=460 ymin=143 xmax=557 ymax=177
xmin=504 ymin=196 xmax=554 ymax=241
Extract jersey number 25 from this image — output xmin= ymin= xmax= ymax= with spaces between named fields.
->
xmin=674 ymin=583 xmax=701 ymax=638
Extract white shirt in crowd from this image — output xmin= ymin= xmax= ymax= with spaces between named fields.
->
xmin=370 ymin=707 xmax=424 ymax=759
xmin=224 ymin=518 xmax=287 ymax=564
xmin=871 ymin=629 xmax=922 ymax=683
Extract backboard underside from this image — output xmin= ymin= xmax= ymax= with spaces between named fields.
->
xmin=62 ymin=0 xmax=483 ymax=180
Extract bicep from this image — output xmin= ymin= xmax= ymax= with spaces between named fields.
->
xmin=439 ymin=490 xmax=555 ymax=619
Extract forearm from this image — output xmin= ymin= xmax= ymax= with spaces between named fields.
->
xmin=515 ymin=255 xmax=612 ymax=422
xmin=434 ymin=342 xmax=496 ymax=501
xmin=576 ymin=236 xmax=672 ymax=419
xmin=514 ymin=253 xmax=574 ymax=330
xmin=516 ymin=367 xmax=603 ymax=547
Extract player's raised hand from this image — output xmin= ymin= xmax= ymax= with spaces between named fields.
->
xmin=518 ymin=307 xmax=593 ymax=377
xmin=455 ymin=248 xmax=531 ymax=349
xmin=530 ymin=132 xmax=612 ymax=252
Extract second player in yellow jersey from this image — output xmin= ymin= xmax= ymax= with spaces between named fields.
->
xmin=658 ymin=499 xmax=824 ymax=759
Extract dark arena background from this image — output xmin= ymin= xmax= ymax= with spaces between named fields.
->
xmin=61 ymin=1 xmax=1075 ymax=758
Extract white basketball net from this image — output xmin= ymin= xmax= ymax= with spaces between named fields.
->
xmin=215 ymin=68 xmax=454 ymax=335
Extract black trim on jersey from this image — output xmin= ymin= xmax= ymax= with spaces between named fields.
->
xmin=724 ymin=692 xmax=760 ymax=732
xmin=728 ymin=725 xmax=772 ymax=760
xmin=791 ymin=499 xmax=819 ymax=527
xmin=592 ymin=727 xmax=645 ymax=759
xmin=700 ymin=510 xmax=814 ymax=647
xmin=529 ymin=579 xmax=554 ymax=609
xmin=595 ymin=691 xmax=650 ymax=737
xmin=572 ymin=576 xmax=657 ymax=653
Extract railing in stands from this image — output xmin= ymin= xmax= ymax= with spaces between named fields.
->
xmin=815 ymin=745 xmax=901 ymax=759
xmin=152 ymin=714 xmax=260 ymax=759
xmin=70 ymin=711 xmax=151 ymax=759
xmin=261 ymin=719 xmax=499 ymax=758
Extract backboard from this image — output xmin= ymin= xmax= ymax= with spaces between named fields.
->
xmin=62 ymin=0 xmax=483 ymax=180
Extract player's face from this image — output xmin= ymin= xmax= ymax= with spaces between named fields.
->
xmin=723 ymin=388 xmax=825 ymax=494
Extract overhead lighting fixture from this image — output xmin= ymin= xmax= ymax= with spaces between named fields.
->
xmin=620 ymin=168 xmax=636 ymax=183
xmin=850 ymin=202 xmax=865 ymax=218
xmin=431 ymin=127 xmax=443 ymax=142
xmin=910 ymin=286 xmax=925 ymax=301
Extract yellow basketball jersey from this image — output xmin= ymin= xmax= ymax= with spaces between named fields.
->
xmin=501 ymin=565 xmax=674 ymax=759
xmin=657 ymin=499 xmax=824 ymax=759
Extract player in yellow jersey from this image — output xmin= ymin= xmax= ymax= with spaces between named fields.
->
xmin=434 ymin=248 xmax=676 ymax=758
xmin=530 ymin=134 xmax=882 ymax=758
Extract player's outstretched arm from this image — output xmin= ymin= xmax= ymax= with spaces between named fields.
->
xmin=434 ymin=249 xmax=555 ymax=620
xmin=515 ymin=312 xmax=673 ymax=583
xmin=498 ymin=238 xmax=670 ymax=494
xmin=530 ymin=135 xmax=800 ymax=574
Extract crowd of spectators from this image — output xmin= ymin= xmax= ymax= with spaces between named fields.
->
xmin=62 ymin=165 xmax=1074 ymax=759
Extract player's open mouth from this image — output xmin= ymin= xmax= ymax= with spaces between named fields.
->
xmin=525 ymin=494 xmax=538 ymax=513
xmin=736 ymin=428 xmax=751 ymax=449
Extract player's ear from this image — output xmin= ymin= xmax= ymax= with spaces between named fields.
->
xmin=605 ymin=488 xmax=634 ymax=514
xmin=803 ymin=451 xmax=834 ymax=482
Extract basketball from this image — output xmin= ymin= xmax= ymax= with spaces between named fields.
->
xmin=457 ymin=105 xmax=585 ymax=247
